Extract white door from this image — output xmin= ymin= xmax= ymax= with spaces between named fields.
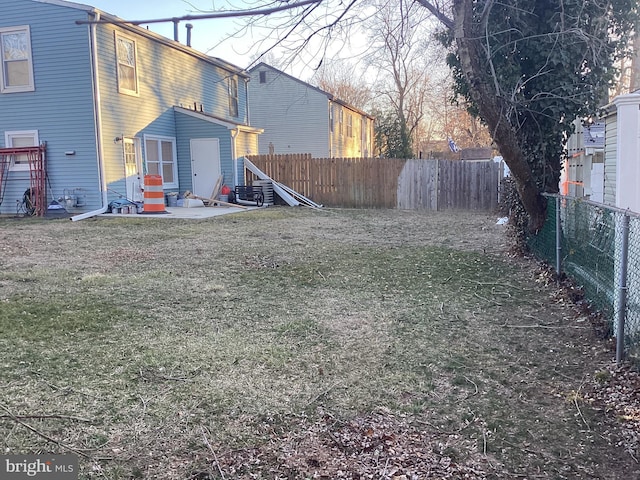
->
xmin=124 ymin=137 xmax=143 ymax=202
xmin=191 ymin=138 xmax=221 ymax=198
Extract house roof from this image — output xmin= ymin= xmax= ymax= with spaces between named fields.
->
xmin=248 ymin=62 xmax=375 ymax=120
xmin=33 ymin=0 xmax=249 ymax=78
xmin=174 ymin=106 xmax=264 ymax=133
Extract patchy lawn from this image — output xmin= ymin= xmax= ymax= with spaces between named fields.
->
xmin=0 ymin=208 xmax=637 ymax=479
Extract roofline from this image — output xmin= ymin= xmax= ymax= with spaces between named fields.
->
xmin=33 ymin=0 xmax=93 ymax=11
xmin=332 ymin=97 xmax=375 ymax=121
xmin=249 ymin=62 xmax=375 ymax=120
xmin=34 ymin=0 xmax=248 ymax=77
xmin=174 ymin=107 xmax=264 ymax=133
xmin=94 ymin=13 xmax=249 ymax=78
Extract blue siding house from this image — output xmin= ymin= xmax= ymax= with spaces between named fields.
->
xmin=0 ymin=0 xmax=261 ymax=217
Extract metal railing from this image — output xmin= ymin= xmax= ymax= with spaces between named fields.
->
xmin=528 ymin=194 xmax=640 ymax=365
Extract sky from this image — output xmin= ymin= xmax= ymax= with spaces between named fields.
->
xmin=86 ymin=0 xmax=266 ymax=70
xmin=83 ymin=0 xmax=371 ymax=81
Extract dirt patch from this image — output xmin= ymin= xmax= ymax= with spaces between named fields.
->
xmin=0 ymin=208 xmax=637 ymax=479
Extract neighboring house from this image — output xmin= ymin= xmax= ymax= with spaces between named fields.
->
xmin=563 ymin=119 xmax=605 ymax=202
xmin=459 ymin=147 xmax=493 ymax=162
xmin=247 ymin=62 xmax=375 ymax=159
xmin=0 ymin=0 xmax=261 ymax=217
xmin=603 ymin=91 xmax=640 ymax=213
xmin=564 ymin=91 xmax=640 ymax=213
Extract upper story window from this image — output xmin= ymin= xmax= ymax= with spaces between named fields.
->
xmin=347 ymin=114 xmax=353 ymax=138
xmin=115 ymin=32 xmax=138 ymax=96
xmin=5 ymin=130 xmax=39 ymax=171
xmin=229 ymin=76 xmax=239 ymax=117
xmin=0 ymin=26 xmax=35 ymax=94
xmin=259 ymin=71 xmax=266 ymax=84
xmin=339 ymin=109 xmax=344 ymax=136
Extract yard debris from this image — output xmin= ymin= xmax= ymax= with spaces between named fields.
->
xmin=210 ymin=410 xmax=495 ymax=479
xmin=183 ymin=190 xmax=248 ymax=209
xmin=244 ymin=157 xmax=300 ymax=206
xmin=244 ymin=157 xmax=322 ymax=208
xmin=585 ymin=363 xmax=640 ymax=463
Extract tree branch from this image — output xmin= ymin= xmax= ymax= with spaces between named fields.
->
xmin=414 ymin=0 xmax=454 ymax=30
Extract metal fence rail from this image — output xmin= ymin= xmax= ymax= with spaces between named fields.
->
xmin=528 ymin=194 xmax=640 ymax=364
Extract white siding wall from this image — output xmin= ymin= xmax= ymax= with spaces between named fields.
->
xmin=249 ymin=66 xmax=330 ymax=157
xmin=612 ymin=93 xmax=640 ymax=212
xmin=604 ymin=113 xmax=617 ymax=207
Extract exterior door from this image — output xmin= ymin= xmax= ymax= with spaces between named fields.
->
xmin=124 ymin=137 xmax=143 ymax=202
xmin=191 ymin=138 xmax=221 ymax=198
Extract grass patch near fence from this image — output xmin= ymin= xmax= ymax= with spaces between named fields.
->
xmin=0 ymin=208 xmax=635 ymax=478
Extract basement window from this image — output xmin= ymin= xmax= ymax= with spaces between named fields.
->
xmin=5 ymin=130 xmax=38 ymax=171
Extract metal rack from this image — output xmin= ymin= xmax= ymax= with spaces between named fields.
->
xmin=0 ymin=143 xmax=47 ymax=216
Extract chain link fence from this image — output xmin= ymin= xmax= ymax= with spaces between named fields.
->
xmin=528 ymin=195 xmax=640 ymax=365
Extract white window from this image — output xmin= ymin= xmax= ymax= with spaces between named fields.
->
xmin=5 ymin=130 xmax=38 ymax=171
xmin=144 ymin=135 xmax=177 ymax=188
xmin=347 ymin=114 xmax=353 ymax=138
xmin=0 ymin=26 xmax=35 ymax=93
xmin=115 ymin=32 xmax=138 ymax=95
xmin=229 ymin=76 xmax=238 ymax=117
xmin=339 ymin=109 xmax=344 ymax=136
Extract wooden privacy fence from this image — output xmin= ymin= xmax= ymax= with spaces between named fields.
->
xmin=247 ymin=154 xmax=502 ymax=210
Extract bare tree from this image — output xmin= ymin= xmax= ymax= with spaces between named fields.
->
xmin=364 ymin=0 xmax=442 ymax=157
xmin=310 ymin=59 xmax=372 ymax=110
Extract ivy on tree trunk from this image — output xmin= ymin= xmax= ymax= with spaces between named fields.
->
xmin=421 ymin=0 xmax=638 ymax=232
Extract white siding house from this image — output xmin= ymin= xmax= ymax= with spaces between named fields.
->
xmin=594 ymin=91 xmax=640 ymax=212
xmin=248 ymin=63 xmax=374 ymax=158
xmin=564 ymin=91 xmax=640 ymax=214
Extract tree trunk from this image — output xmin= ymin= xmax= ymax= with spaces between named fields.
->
xmin=452 ymin=0 xmax=546 ymax=232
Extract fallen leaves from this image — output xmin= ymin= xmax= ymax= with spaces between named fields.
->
xmin=211 ymin=409 xmax=495 ymax=479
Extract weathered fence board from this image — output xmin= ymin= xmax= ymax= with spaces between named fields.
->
xmin=247 ymin=155 xmax=501 ymax=210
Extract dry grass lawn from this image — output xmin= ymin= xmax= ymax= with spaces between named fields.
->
xmin=0 ymin=207 xmax=637 ymax=479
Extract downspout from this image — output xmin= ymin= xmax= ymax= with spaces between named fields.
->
xmin=244 ymin=78 xmax=250 ymax=125
xmin=231 ymin=128 xmax=239 ymax=187
xmin=72 ymin=11 xmax=108 ymax=221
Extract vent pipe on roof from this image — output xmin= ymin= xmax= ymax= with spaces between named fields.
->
xmin=173 ymin=19 xmax=179 ymax=42
xmin=186 ymin=24 xmax=193 ymax=47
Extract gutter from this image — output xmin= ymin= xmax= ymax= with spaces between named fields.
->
xmin=72 ymin=11 xmax=108 ymax=221
xmin=231 ymin=128 xmax=239 ymax=187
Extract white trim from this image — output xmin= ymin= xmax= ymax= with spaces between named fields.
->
xmin=143 ymin=134 xmax=178 ymax=188
xmin=33 ymin=0 xmax=94 ymax=11
xmin=114 ymin=31 xmax=139 ymax=96
xmin=4 ymin=130 xmax=39 ymax=171
xmin=174 ymin=106 xmax=263 ymax=133
xmin=0 ymin=25 xmax=35 ymax=94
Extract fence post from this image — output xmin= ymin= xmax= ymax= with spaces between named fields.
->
xmin=555 ymin=196 xmax=562 ymax=279
xmin=616 ymin=212 xmax=630 ymax=364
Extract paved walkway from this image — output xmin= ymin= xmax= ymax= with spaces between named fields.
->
xmin=102 ymin=205 xmax=261 ymax=219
